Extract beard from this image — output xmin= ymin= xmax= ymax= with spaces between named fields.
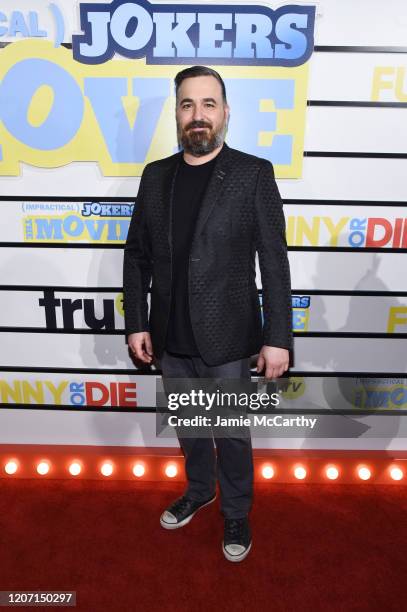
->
xmin=177 ymin=118 xmax=227 ymax=156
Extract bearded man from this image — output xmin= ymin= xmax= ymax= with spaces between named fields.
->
xmin=123 ymin=65 xmax=293 ymax=562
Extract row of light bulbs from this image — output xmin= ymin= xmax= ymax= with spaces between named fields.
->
xmin=3 ymin=460 xmax=155 ymax=478
xmin=2 ymin=460 xmax=405 ymax=481
xmin=262 ymin=464 xmax=404 ymax=481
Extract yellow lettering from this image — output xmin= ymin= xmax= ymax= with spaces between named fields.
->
xmin=0 ymin=381 xmax=22 ymax=403
xmin=295 ymin=216 xmax=320 ymax=246
xmin=45 ymin=381 xmax=68 ymax=405
xmin=387 ymin=307 xmax=407 ymax=333
xmin=22 ymin=381 xmax=45 ymax=404
xmin=322 ymin=216 xmax=349 ymax=247
xmin=371 ymin=67 xmax=395 ymax=101
xmin=395 ymin=67 xmax=407 ymax=102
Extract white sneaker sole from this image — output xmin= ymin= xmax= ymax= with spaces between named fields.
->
xmin=160 ymin=495 xmax=216 ymax=530
xmin=222 ymin=540 xmax=252 ymax=562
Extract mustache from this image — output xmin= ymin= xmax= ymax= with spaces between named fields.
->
xmin=186 ymin=121 xmax=212 ymax=130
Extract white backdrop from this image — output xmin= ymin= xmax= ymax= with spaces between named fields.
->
xmin=0 ymin=0 xmax=406 ymax=449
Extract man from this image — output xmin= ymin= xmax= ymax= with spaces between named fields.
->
xmin=123 ymin=65 xmax=293 ymax=562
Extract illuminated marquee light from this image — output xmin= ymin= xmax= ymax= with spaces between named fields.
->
xmin=261 ymin=464 xmax=275 ymax=479
xmin=389 ymin=466 xmax=404 ymax=481
xmin=4 ymin=460 xmax=19 ymax=475
xmin=357 ymin=466 xmax=372 ymax=481
xmin=133 ymin=463 xmax=146 ymax=477
xmin=325 ymin=465 xmax=339 ymax=480
xmin=37 ymin=461 xmax=50 ymax=475
xmin=294 ymin=465 xmax=307 ymax=480
xmin=72 ymin=0 xmax=315 ymax=66
xmin=68 ymin=462 xmax=83 ymax=476
xmin=101 ymin=462 xmax=114 ymax=476
xmin=165 ymin=463 xmax=178 ymax=478
xmin=2 ymin=456 xmax=407 ymax=483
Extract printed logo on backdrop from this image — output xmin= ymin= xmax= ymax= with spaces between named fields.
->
xmin=0 ymin=374 xmax=157 ymax=409
xmin=292 ymin=295 xmax=310 ymax=331
xmin=2 ymin=290 xmax=406 ymax=334
xmin=0 ymin=1 xmax=316 ymax=177
xmin=387 ymin=307 xmax=407 ymax=333
xmin=286 ymin=207 xmax=407 ymax=248
xmin=259 ymin=294 xmax=310 ymax=332
xmin=1 ymin=201 xmax=406 ymax=247
xmin=0 ymin=377 xmax=137 ymax=408
xmin=39 ymin=291 xmax=300 ymax=332
xmin=353 ymin=379 xmax=407 ymax=410
xmin=21 ymin=201 xmax=133 ymax=243
xmin=39 ymin=290 xmax=124 ymax=330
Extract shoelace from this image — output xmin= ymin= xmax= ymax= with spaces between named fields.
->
xmin=171 ymin=496 xmax=192 ymax=514
xmin=225 ymin=519 xmax=245 ymax=539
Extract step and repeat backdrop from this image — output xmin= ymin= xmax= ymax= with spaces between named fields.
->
xmin=0 ymin=0 xmax=406 ymax=448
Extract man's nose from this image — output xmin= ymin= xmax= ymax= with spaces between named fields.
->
xmin=192 ymin=104 xmax=204 ymax=121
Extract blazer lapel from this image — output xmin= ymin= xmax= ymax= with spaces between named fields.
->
xmin=163 ymin=151 xmax=182 ymax=252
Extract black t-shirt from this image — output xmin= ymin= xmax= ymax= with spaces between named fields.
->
xmin=165 ymin=153 xmax=218 ymax=355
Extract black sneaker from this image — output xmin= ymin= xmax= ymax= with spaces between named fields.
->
xmin=160 ymin=494 xmax=216 ymax=530
xmin=222 ymin=517 xmax=252 ymax=562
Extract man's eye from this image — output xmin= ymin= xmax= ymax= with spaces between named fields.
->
xmin=182 ymin=104 xmax=191 ymax=109
xmin=205 ymin=103 xmax=215 ymax=107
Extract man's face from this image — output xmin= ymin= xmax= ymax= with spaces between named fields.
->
xmin=176 ymin=75 xmax=229 ymax=156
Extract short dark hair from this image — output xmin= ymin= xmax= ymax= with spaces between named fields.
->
xmin=174 ymin=65 xmax=227 ymax=104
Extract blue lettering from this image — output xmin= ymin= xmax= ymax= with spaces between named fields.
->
xmin=225 ymin=78 xmax=294 ymax=163
xmin=85 ymin=219 xmax=106 ymax=241
xmin=0 ymin=59 xmax=84 ymax=150
xmin=110 ymin=3 xmax=153 ymax=51
xmin=84 ymin=76 xmax=168 ymax=162
xmin=63 ymin=215 xmax=84 ymax=237
xmin=72 ymin=1 xmax=315 ymax=67
xmin=390 ymin=387 xmax=407 ymax=407
xmin=9 ymin=11 xmax=29 ymax=38
xmin=153 ymin=13 xmax=196 ymax=58
xmin=35 ymin=218 xmax=63 ymax=240
xmin=0 ymin=12 xmax=7 ymax=37
xmin=234 ymin=13 xmax=273 ymax=59
xmin=28 ymin=12 xmax=47 ymax=38
xmin=275 ymin=13 xmax=308 ymax=60
xmin=197 ymin=13 xmax=232 ymax=58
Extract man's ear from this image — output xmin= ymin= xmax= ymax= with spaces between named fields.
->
xmin=223 ymin=104 xmax=230 ymax=129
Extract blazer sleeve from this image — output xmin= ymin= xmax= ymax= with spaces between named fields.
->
xmin=254 ymin=160 xmax=293 ymax=351
xmin=123 ymin=165 xmax=153 ymax=336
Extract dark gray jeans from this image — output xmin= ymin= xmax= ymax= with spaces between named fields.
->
xmin=159 ymin=349 xmax=254 ymax=519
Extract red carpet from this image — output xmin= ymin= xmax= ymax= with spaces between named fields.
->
xmin=1 ymin=479 xmax=406 ymax=611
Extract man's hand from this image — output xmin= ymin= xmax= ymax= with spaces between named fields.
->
xmin=128 ymin=332 xmax=154 ymax=364
xmin=256 ymin=346 xmax=289 ymax=379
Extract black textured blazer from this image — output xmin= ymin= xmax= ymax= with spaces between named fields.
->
xmin=123 ymin=141 xmax=293 ymax=367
